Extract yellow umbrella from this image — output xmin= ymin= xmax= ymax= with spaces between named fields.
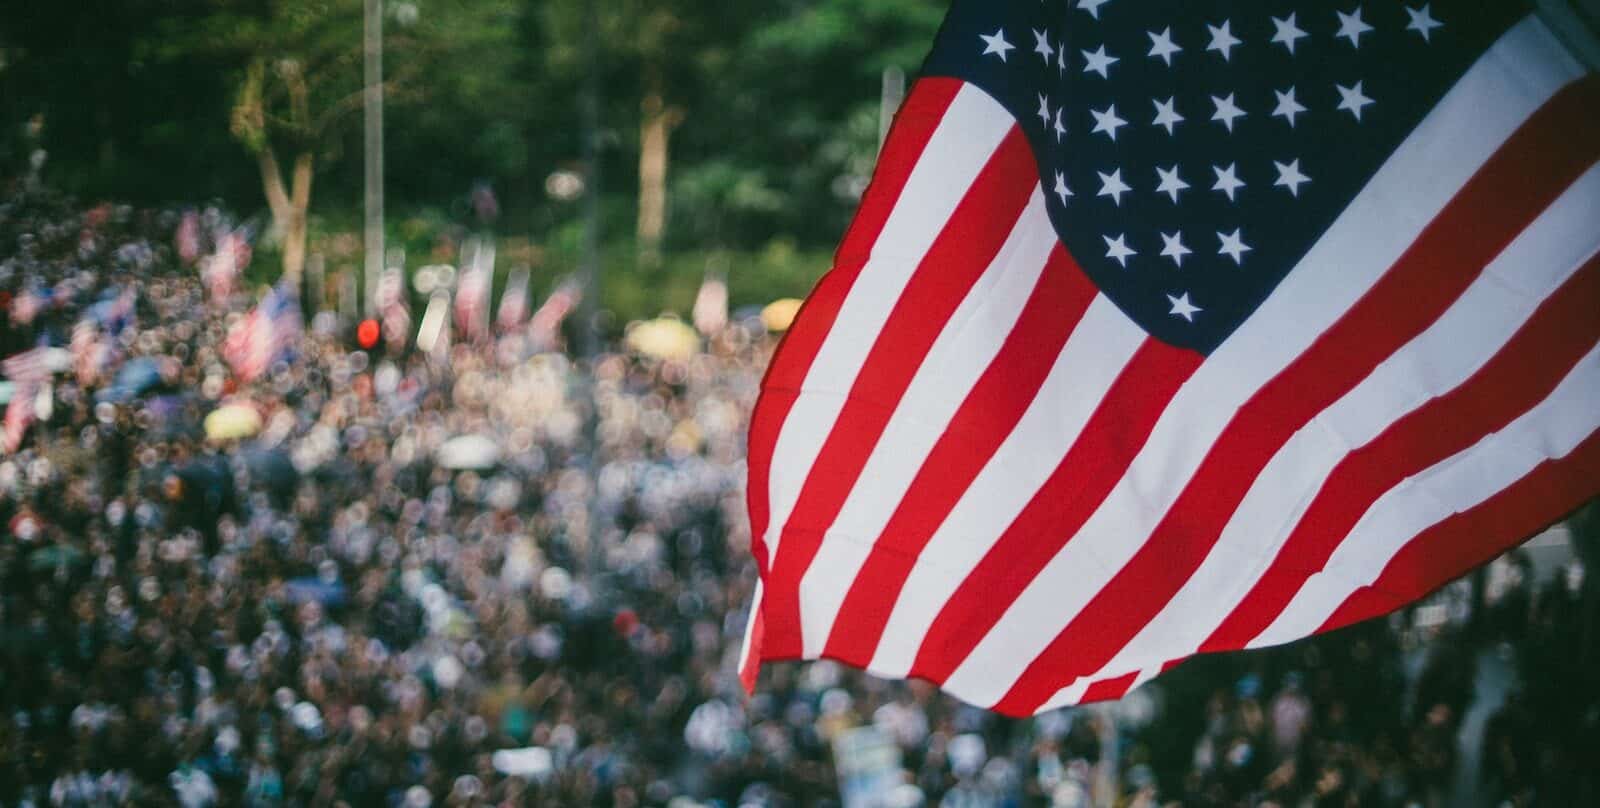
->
xmin=625 ymin=316 xmax=700 ymax=361
xmin=204 ymin=404 xmax=263 ymax=441
xmin=761 ymin=298 xmax=804 ymax=332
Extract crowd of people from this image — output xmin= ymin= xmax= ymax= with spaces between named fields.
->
xmin=1 ymin=183 xmax=1596 ymax=807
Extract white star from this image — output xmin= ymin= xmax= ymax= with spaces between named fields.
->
xmin=1168 ymin=292 xmax=1202 ymax=322
xmin=1273 ymin=158 xmax=1311 ymax=197
xmin=1160 ymin=231 xmax=1192 ymax=266
xmin=980 ymin=29 xmax=1014 ymax=62
xmin=1053 ymin=171 xmax=1074 ymax=205
xmin=1206 ymin=20 xmax=1242 ymax=61
xmin=1217 ymin=228 xmax=1253 ymax=265
xmin=1270 ymin=13 xmax=1308 ymax=54
xmin=1082 ymin=45 xmax=1119 ymax=79
xmin=1036 ymin=93 xmax=1052 ymax=127
xmin=1336 ymin=80 xmax=1374 ymax=120
xmin=1406 ymin=4 xmax=1443 ymax=42
xmin=1151 ymin=96 xmax=1184 ymax=135
xmin=1148 ymin=27 xmax=1181 ymax=66
xmin=1212 ymin=163 xmax=1245 ymax=201
xmin=1272 ymin=87 xmax=1307 ymax=127
xmin=1053 ymin=107 xmax=1067 ymax=142
xmin=1077 ymin=0 xmax=1111 ymax=21
xmin=1211 ymin=93 xmax=1246 ymax=133
xmin=1057 ymin=38 xmax=1070 ymax=76
xmin=1104 ymin=234 xmax=1137 ymax=267
xmin=1032 ymin=29 xmax=1055 ymax=64
xmin=1154 ymin=165 xmax=1189 ymax=202
xmin=1336 ymin=7 xmax=1374 ymax=49
xmin=1097 ymin=168 xmax=1131 ymax=206
xmin=1090 ymin=104 xmax=1128 ymax=141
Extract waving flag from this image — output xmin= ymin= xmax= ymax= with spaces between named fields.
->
xmin=224 ymin=285 xmax=302 ymax=383
xmin=497 ymin=266 xmax=532 ymax=333
xmin=203 ymin=230 xmax=251 ymax=306
xmin=376 ymin=267 xmax=412 ymax=351
xmin=456 ymin=240 xmax=495 ymax=343
xmin=3 ymin=347 xmax=54 ymax=453
xmin=741 ymin=0 xmax=1600 ymax=715
xmin=528 ymin=278 xmax=581 ymax=353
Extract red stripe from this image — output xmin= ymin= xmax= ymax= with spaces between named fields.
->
xmin=992 ymin=76 xmax=1600 ymax=717
xmin=747 ymin=78 xmax=963 ymax=576
xmin=761 ymin=125 xmax=1040 ymax=659
xmin=1207 ymin=257 xmax=1600 ymax=652
xmin=909 ymin=340 xmax=1203 ymax=684
xmin=991 ymin=671 xmax=1142 ymax=719
xmin=1079 ymin=672 xmax=1139 ymax=706
xmin=1318 ymin=427 xmax=1600 ymax=635
xmin=820 ymin=246 xmax=1096 ymax=667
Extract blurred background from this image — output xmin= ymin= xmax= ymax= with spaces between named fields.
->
xmin=1 ymin=1 xmax=1598 ymax=806
xmin=0 ymin=0 xmax=951 ymax=320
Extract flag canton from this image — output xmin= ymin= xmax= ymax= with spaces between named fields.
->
xmin=921 ymin=0 xmax=1522 ymax=353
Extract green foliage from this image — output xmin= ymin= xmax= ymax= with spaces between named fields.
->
xmin=666 ymin=0 xmax=944 ymax=249
xmin=3 ymin=0 xmax=946 ymax=303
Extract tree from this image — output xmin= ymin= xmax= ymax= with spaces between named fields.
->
xmin=668 ymin=0 xmax=944 ymax=251
xmin=155 ymin=0 xmax=520 ymax=284
xmin=0 ymin=1 xmax=253 ymax=201
xmin=180 ymin=1 xmax=386 ymax=285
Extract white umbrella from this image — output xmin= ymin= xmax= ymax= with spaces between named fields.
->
xmin=436 ymin=434 xmax=501 ymax=470
xmin=490 ymin=747 xmax=553 ymax=780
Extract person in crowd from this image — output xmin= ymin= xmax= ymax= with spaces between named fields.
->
xmin=1 ymin=182 xmax=1596 ymax=807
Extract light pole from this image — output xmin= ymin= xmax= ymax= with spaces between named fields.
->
xmin=363 ymin=0 xmax=384 ymax=317
xmin=579 ymin=0 xmax=605 ymax=578
xmin=578 ymin=1 xmax=602 ymax=362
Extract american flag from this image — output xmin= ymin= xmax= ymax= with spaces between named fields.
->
xmin=176 ymin=209 xmax=203 ymax=265
xmin=203 ymin=230 xmax=251 ymax=306
xmin=224 ymin=285 xmax=302 ymax=383
xmin=496 ymin=266 xmax=532 ymax=334
xmin=3 ymin=347 xmax=53 ymax=454
xmin=527 ymin=278 xmax=581 ymax=352
xmin=377 ymin=267 xmax=412 ymax=350
xmin=693 ymin=271 xmax=729 ymax=337
xmin=456 ymin=240 xmax=495 ymax=343
xmin=741 ymin=0 xmax=1600 ymax=715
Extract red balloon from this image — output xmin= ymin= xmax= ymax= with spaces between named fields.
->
xmin=357 ymin=318 xmax=380 ymax=349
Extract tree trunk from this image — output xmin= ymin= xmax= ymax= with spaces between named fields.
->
xmin=283 ymin=151 xmax=314 ymax=287
xmin=636 ymin=90 xmax=682 ymax=268
xmin=256 ymin=147 xmax=293 ymax=240
xmin=253 ymin=146 xmax=313 ymax=287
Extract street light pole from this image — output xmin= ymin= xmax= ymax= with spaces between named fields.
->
xmin=578 ymin=1 xmax=602 ymax=362
xmin=579 ymin=0 xmax=605 ymax=577
xmin=363 ymin=0 xmax=385 ymax=317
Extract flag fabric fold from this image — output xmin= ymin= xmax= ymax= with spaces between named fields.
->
xmin=224 ymin=284 xmax=302 ymax=384
xmin=740 ymin=0 xmax=1600 ymax=715
xmin=2 ymin=347 xmax=54 ymax=454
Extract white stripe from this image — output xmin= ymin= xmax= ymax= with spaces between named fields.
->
xmin=1038 ymin=667 xmax=1159 ymax=714
xmin=1039 ymin=679 xmax=1091 ymax=713
xmin=799 ymin=192 xmax=1056 ymax=656
xmin=866 ymin=294 xmax=1146 ymax=679
xmin=1251 ymin=344 xmax=1600 ymax=648
xmin=941 ymin=15 xmax=1584 ymax=708
xmin=762 ymin=85 xmax=1014 ymax=565
xmin=737 ymin=579 xmax=764 ymax=680
xmin=1072 ymin=161 xmax=1600 ymax=685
